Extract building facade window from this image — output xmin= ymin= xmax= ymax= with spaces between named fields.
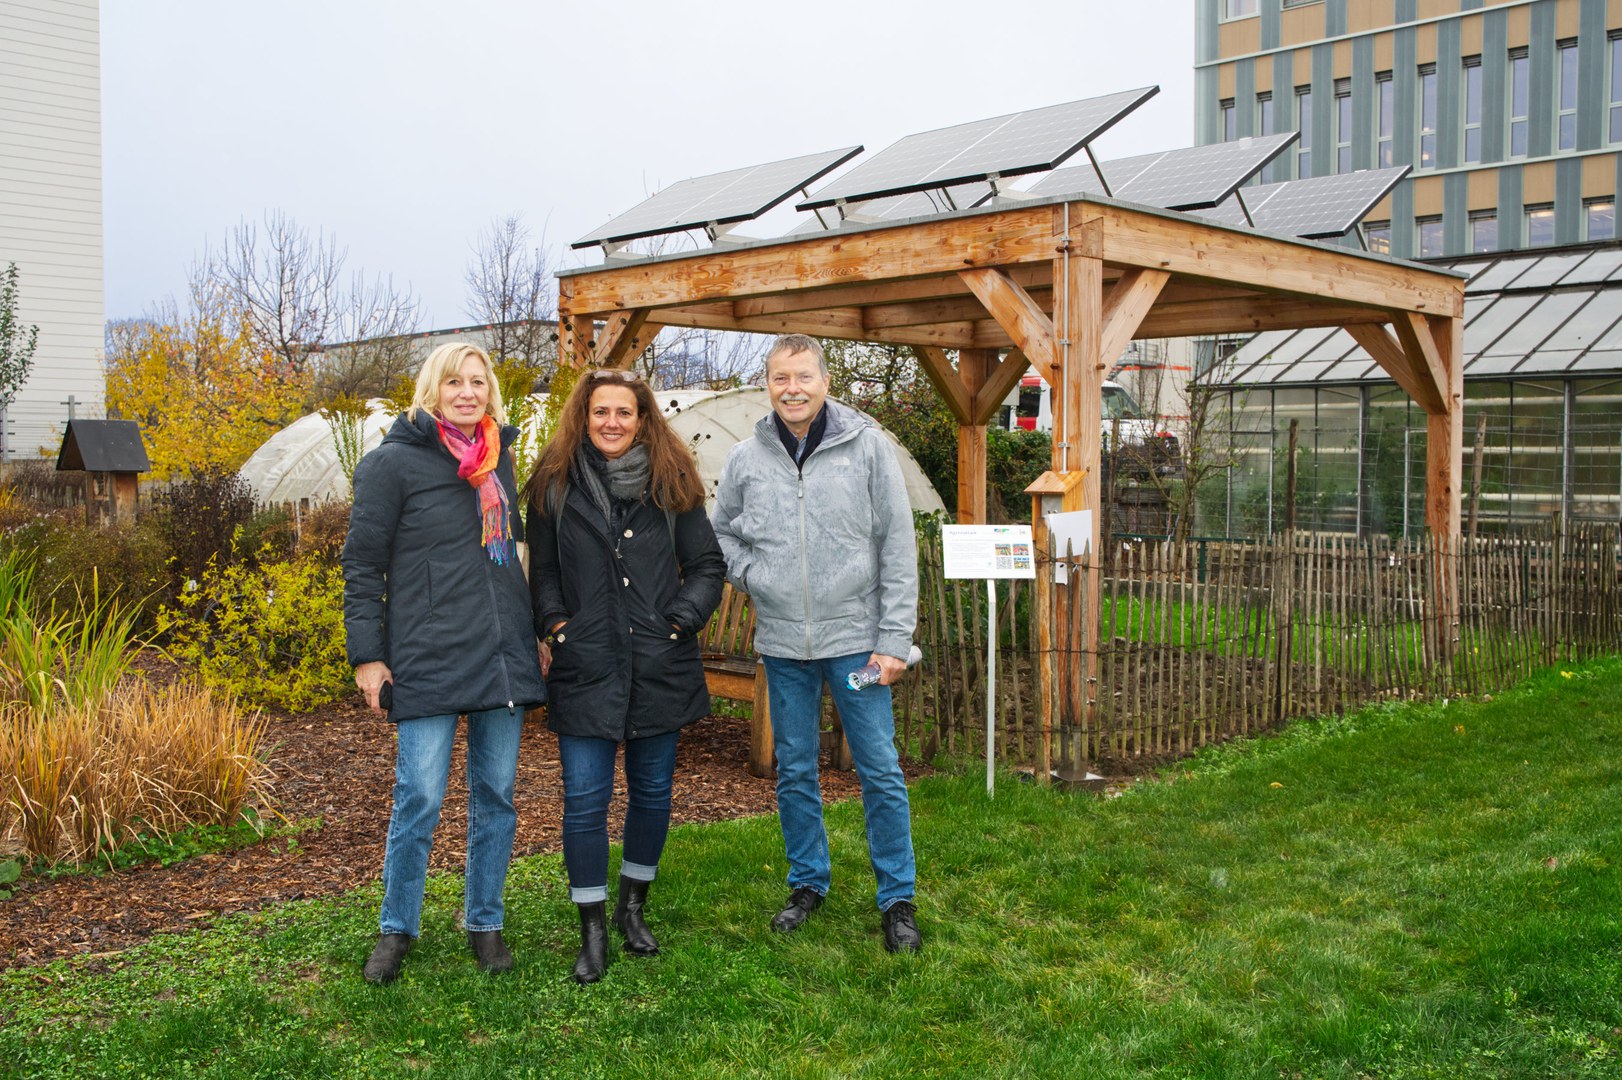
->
xmin=1335 ymin=78 xmax=1352 ymax=173
xmin=1223 ymin=0 xmax=1258 ymax=18
xmin=1221 ymin=98 xmax=1236 ymax=141
xmin=1365 ymin=220 xmax=1391 ymax=255
xmin=1376 ymin=73 xmax=1394 ymax=168
xmin=1508 ymin=48 xmax=1530 ymax=157
xmin=1586 ymin=198 xmax=1617 ymax=240
xmin=1470 ymin=211 xmax=1498 ymax=253
xmin=1463 ymin=57 xmax=1483 ymax=164
xmin=1256 ymin=92 xmax=1275 ymax=180
xmin=1558 ymin=40 xmax=1578 ymax=152
xmin=1611 ymin=34 xmax=1622 ymax=143
xmin=1525 ymin=204 xmax=1555 ymax=246
xmin=1417 ymin=216 xmax=1445 ymax=258
xmin=1418 ymin=64 xmax=1438 ymax=169
xmin=1296 ymin=86 xmax=1312 ymax=178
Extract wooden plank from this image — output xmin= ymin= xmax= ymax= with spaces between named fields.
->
xmin=594 ymin=309 xmax=653 ymax=367
xmin=911 ymin=345 xmax=974 ymax=424
xmin=704 ymin=669 xmax=756 ymax=701
xmin=1346 ymin=323 xmax=1446 ymax=413
xmin=958 ymin=268 xmax=1058 ymax=372
xmin=1054 ymin=244 xmax=1104 ymax=726
xmin=1098 ymin=268 xmax=1171 ymax=372
xmin=1392 ymin=311 xmax=1452 ymax=421
xmin=1138 ymin=296 xmax=1392 ymax=339
xmin=562 ymin=205 xmax=1068 ymax=315
xmin=956 ymin=349 xmax=992 ymax=525
xmin=1424 ymin=313 xmax=1465 ymax=547
xmin=1093 ymin=201 xmax=1465 ymax=317
xmin=558 ymin=314 xmax=596 ymax=368
xmin=747 ymin=660 xmax=773 ymax=778
xmin=654 ymin=302 xmax=986 ymax=349
xmin=732 ymin=263 xmax=1054 ymax=319
xmin=973 ymin=348 xmax=1033 ymax=426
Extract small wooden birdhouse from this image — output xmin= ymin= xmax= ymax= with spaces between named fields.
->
xmin=55 ymin=419 xmax=150 ymax=524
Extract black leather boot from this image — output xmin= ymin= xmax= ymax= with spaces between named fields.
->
xmin=572 ymin=901 xmax=608 ymax=984
xmin=468 ymin=929 xmax=513 ymax=973
xmin=363 ymin=933 xmax=412 ymax=985
xmin=612 ymin=874 xmax=660 ymax=956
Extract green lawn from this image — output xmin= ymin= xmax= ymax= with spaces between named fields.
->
xmin=4 ymin=659 xmax=1621 ymax=1079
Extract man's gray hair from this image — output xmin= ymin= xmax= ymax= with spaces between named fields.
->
xmin=765 ymin=334 xmax=827 ymax=376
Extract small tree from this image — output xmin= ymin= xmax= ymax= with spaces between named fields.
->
xmin=318 ymin=393 xmax=369 ymax=493
xmin=0 ymin=263 xmax=40 ymax=440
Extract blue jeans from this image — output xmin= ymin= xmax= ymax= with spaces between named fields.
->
xmin=762 ymin=652 xmax=916 ymax=911
xmin=557 ymin=731 xmax=680 ymax=904
xmin=379 ymin=708 xmax=522 ymax=937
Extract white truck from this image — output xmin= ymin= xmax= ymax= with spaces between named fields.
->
xmin=1000 ymin=374 xmax=1183 ymax=479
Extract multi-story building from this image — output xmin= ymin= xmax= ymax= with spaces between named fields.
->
xmin=0 ymin=0 xmax=103 ymax=460
xmin=1195 ymin=0 xmax=1619 ymax=259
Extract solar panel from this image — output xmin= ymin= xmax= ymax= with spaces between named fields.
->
xmin=1025 ymin=132 xmax=1298 ymax=211
xmin=572 ymin=145 xmax=863 ymax=250
xmin=1195 ymin=166 xmax=1410 ymax=239
xmin=796 ymin=87 xmax=1157 ymax=211
xmin=786 ymin=181 xmax=995 ymax=234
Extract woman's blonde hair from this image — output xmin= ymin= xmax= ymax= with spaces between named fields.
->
xmin=523 ymin=369 xmax=706 ymax=515
xmin=407 ymin=342 xmax=506 ymax=425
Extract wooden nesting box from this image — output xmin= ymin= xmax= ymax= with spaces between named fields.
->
xmin=55 ymin=419 xmax=151 ymax=524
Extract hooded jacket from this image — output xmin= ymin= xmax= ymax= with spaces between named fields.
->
xmin=711 ymin=398 xmax=918 ymax=662
xmin=341 ymin=410 xmax=547 ymax=723
xmin=527 ymin=474 xmax=725 ymax=742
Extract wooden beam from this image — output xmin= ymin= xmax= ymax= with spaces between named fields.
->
xmin=1094 ymin=202 xmax=1465 ymax=317
xmin=558 ymin=314 xmax=596 ymax=369
xmin=957 ymin=349 xmax=992 ymax=525
xmin=594 ymin=309 xmax=653 ymax=367
xmin=972 ymin=349 xmax=1032 ymax=426
xmin=864 ymin=294 xmax=1010 ymax=330
xmin=732 ymin=263 xmax=1053 ymax=319
xmin=958 ymin=268 xmax=1058 ymax=372
xmin=1346 ymin=323 xmax=1446 ymax=414
xmin=654 ymin=303 xmax=985 ymax=348
xmin=1098 ymin=268 xmax=1170 ymax=371
xmin=1392 ymin=311 xmax=1452 ymax=418
xmin=910 ymin=346 xmax=974 ymax=424
xmin=1424 ymin=313 xmax=1464 ymax=540
xmin=562 ymin=206 xmax=1070 ymax=315
xmin=1136 ymin=296 xmax=1393 ymax=338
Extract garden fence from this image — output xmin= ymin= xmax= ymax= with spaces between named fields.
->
xmin=896 ymin=522 xmax=1622 ymax=772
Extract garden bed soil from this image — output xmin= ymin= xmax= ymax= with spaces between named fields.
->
xmin=0 ymin=694 xmax=932 ymax=972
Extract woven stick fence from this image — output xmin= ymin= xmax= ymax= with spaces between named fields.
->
xmin=898 ymin=522 xmax=1622 ymax=770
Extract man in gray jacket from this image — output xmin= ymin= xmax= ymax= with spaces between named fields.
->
xmin=712 ymin=334 xmax=921 ymax=953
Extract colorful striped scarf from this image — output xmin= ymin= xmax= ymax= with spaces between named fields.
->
xmin=436 ymin=414 xmax=511 ymax=564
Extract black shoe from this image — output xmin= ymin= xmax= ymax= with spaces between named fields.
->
xmin=770 ymin=886 xmax=825 ymax=934
xmin=612 ymin=875 xmax=660 ymax=956
xmin=468 ymin=930 xmax=513 ymax=974
xmin=882 ymin=900 xmax=921 ymax=953
xmin=573 ymin=901 xmax=608 ymax=984
xmin=363 ymin=933 xmax=412 ymax=984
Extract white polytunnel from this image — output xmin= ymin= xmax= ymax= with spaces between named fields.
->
xmin=239 ymin=387 xmax=945 ymax=514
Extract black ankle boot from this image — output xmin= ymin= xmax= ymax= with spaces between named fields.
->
xmin=573 ymin=901 xmax=608 ymax=984
xmin=612 ymin=874 xmax=660 ymax=956
xmin=363 ymin=933 xmax=412 ymax=985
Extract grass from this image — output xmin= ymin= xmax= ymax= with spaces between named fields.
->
xmin=3 ymin=659 xmax=1621 ymax=1078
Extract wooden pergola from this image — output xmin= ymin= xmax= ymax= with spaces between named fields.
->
xmin=556 ymin=194 xmax=1468 ymax=753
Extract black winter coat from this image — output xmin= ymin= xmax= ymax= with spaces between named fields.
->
xmin=528 ymin=479 xmax=724 ymax=742
xmin=342 ymin=411 xmax=547 ymax=723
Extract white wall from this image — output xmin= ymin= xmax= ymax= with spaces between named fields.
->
xmin=0 ymin=0 xmax=103 ymax=460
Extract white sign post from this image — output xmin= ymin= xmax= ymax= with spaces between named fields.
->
xmin=941 ymin=524 xmax=1037 ymax=796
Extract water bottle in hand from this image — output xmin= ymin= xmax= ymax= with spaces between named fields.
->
xmin=847 ymin=645 xmax=923 ymax=691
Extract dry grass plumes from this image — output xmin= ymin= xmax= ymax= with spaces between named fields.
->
xmin=0 ymin=680 xmax=273 ymax=864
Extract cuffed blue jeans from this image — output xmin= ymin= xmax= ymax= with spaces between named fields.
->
xmin=557 ymin=731 xmax=680 ymax=904
xmin=379 ymin=708 xmax=522 ymax=937
xmin=762 ymin=652 xmax=916 ymax=911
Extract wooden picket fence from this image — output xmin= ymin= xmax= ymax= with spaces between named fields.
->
xmin=897 ymin=522 xmax=1622 ymax=770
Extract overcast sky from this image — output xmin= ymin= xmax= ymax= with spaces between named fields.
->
xmin=102 ymin=1 xmax=1197 ymax=328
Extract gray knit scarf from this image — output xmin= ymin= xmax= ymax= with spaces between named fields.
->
xmin=572 ymin=442 xmax=651 ymax=520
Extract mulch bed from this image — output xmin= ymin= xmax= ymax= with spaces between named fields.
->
xmin=0 ymin=696 xmax=931 ymax=971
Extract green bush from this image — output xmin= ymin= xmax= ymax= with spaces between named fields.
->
xmin=1 ymin=510 xmax=170 ymax=624
xmin=155 ymin=468 xmax=255 ymax=583
xmin=156 ymin=554 xmax=351 ymax=713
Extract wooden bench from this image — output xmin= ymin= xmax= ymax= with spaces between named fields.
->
xmin=700 ymin=582 xmax=851 ymax=777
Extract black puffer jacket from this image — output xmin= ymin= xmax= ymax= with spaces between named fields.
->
xmin=528 ymin=478 xmax=724 ymax=742
xmin=342 ymin=411 xmax=546 ymax=723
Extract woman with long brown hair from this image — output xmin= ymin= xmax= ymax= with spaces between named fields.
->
xmin=524 ymin=368 xmax=724 ymax=984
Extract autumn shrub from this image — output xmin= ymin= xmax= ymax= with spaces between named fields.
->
xmin=1 ymin=510 xmax=170 ymax=625
xmin=156 ymin=553 xmax=350 ymax=712
xmin=155 ymin=467 xmax=255 ymax=584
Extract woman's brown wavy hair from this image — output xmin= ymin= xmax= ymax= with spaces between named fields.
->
xmin=523 ymin=370 xmax=706 ymax=515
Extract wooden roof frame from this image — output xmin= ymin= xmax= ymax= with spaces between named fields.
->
xmin=558 ymin=192 xmax=1465 ymax=540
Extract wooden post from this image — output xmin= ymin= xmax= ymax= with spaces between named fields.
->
xmin=1026 ymin=470 xmax=1085 ymax=784
xmin=1284 ymin=418 xmax=1300 ymax=535
xmin=1424 ymin=314 xmax=1464 ymax=663
xmin=957 ymin=348 xmax=992 ymax=524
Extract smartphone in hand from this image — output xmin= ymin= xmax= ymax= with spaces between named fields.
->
xmin=378 ymin=680 xmax=393 ymax=713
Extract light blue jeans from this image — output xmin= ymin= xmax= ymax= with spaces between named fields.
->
xmin=762 ymin=652 xmax=916 ymax=911
xmin=379 ymin=708 xmax=523 ymax=937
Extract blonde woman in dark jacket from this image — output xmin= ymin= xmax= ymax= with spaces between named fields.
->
xmin=342 ymin=342 xmax=546 ymax=985
xmin=525 ymin=368 xmax=724 ymax=984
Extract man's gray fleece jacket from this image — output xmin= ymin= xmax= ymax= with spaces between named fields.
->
xmin=711 ymin=399 xmax=918 ymax=662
